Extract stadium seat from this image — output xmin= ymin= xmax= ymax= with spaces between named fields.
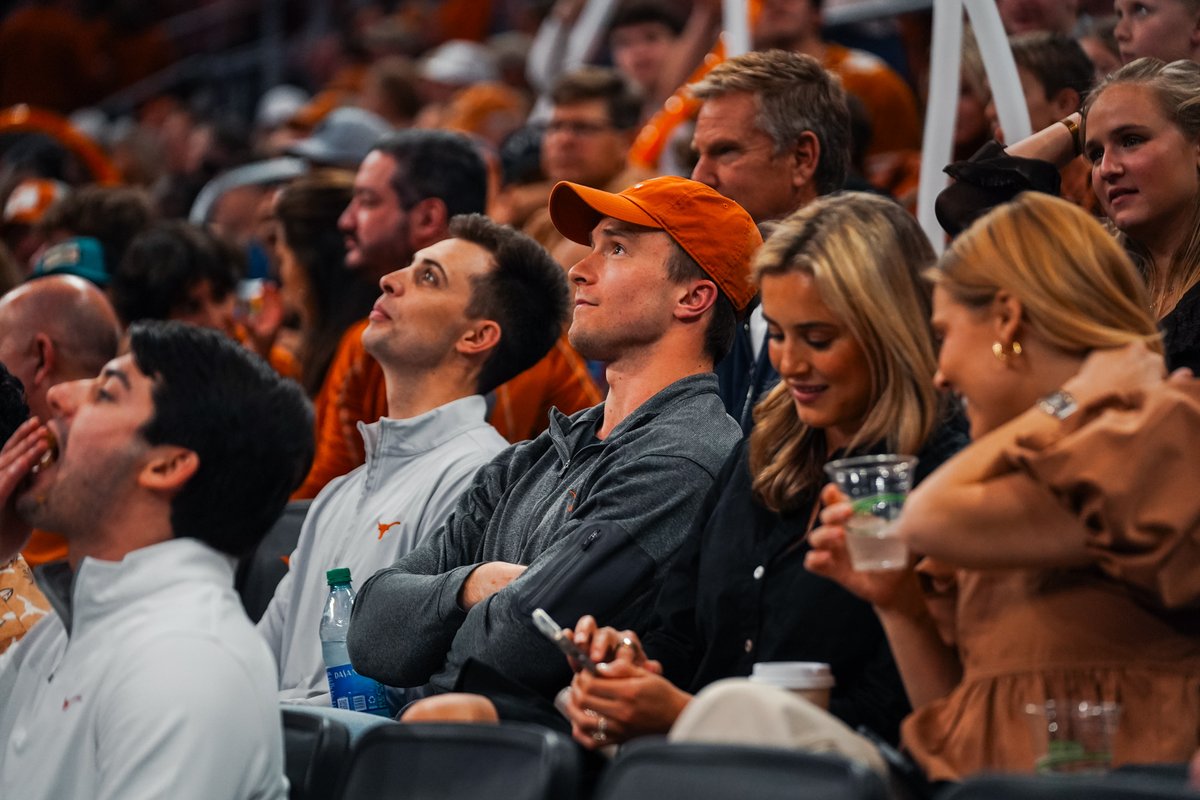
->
xmin=940 ymin=772 xmax=1200 ymax=799
xmin=593 ymin=741 xmax=889 ymax=800
xmin=236 ymin=499 xmax=311 ymax=622
xmin=1114 ymin=764 xmax=1193 ymax=784
xmin=281 ymin=706 xmax=351 ymax=800
xmin=338 ymin=722 xmax=581 ymax=800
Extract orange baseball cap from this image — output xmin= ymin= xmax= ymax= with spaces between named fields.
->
xmin=548 ymin=176 xmax=761 ymax=313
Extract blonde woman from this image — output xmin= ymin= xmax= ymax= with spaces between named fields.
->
xmin=799 ymin=193 xmax=1200 ymax=786
xmin=1083 ymin=59 xmax=1200 ymax=326
xmin=556 ymin=193 xmax=967 ymax=751
xmin=938 ymin=57 xmax=1200 ymax=372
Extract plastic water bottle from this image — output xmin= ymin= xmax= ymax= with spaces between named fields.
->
xmin=320 ymin=568 xmax=390 ymax=716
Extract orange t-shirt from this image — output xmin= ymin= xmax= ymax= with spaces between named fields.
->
xmin=292 ymin=321 xmax=601 ymax=500
xmin=234 ymin=324 xmax=302 ymax=383
xmin=21 ymin=530 xmax=67 ymax=568
xmin=824 ymin=43 xmax=922 ymax=158
xmin=267 ymin=344 xmax=302 ymax=383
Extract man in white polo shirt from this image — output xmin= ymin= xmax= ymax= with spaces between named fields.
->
xmin=0 ymin=321 xmax=314 ymax=800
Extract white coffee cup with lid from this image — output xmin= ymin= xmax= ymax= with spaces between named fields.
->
xmin=748 ymin=662 xmax=835 ymax=709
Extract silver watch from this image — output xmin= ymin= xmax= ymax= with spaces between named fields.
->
xmin=1037 ymin=390 xmax=1078 ymax=420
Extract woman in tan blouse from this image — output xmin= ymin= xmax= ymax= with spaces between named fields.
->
xmin=807 ymin=191 xmax=1200 ymax=782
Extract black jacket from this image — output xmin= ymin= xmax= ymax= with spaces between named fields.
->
xmin=641 ymin=416 xmax=969 ymax=745
xmin=715 ymin=311 xmax=779 ymax=434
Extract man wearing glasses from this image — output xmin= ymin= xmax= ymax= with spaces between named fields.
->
xmin=523 ymin=67 xmax=656 ymax=268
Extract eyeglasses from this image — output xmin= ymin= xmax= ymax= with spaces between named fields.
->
xmin=542 ymin=119 xmax=616 ymax=137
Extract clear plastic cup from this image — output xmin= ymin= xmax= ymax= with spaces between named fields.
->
xmin=1026 ymin=700 xmax=1121 ymax=775
xmin=823 ymin=455 xmax=918 ymax=571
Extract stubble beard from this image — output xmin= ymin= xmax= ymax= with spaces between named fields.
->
xmin=567 ymin=320 xmax=615 ymax=364
xmin=367 ymin=324 xmax=456 ymax=377
xmin=17 ymin=450 xmax=141 ymax=541
xmin=15 ymin=488 xmax=49 ymax=531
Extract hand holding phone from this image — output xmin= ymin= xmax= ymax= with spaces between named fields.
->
xmin=532 ymin=608 xmax=599 ymax=675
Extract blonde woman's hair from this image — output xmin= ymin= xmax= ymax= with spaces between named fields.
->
xmin=1082 ymin=57 xmax=1200 ymax=317
xmin=931 ymin=192 xmax=1162 ymax=356
xmin=749 ymin=193 xmax=941 ymax=513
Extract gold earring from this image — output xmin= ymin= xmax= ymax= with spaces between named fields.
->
xmin=992 ymin=341 xmax=1023 ymax=362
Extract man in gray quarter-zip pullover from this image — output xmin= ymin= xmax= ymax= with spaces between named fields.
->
xmin=259 ymin=215 xmax=569 ymax=705
xmin=348 ymin=177 xmax=762 ymax=718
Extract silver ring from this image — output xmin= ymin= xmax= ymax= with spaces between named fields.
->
xmin=620 ymin=636 xmax=637 ymax=650
xmin=593 ymin=715 xmax=609 ymax=743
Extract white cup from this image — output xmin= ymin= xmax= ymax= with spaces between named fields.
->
xmin=748 ymin=662 xmax=835 ymax=709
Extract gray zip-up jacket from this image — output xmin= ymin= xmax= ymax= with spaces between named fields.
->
xmin=348 ymin=373 xmax=741 ymax=700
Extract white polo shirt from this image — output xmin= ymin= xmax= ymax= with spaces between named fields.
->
xmin=0 ymin=537 xmax=287 ymax=800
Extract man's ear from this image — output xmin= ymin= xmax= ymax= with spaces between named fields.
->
xmin=138 ymin=447 xmax=199 ymax=495
xmin=675 ymin=279 xmax=719 ymax=323
xmin=1049 ymin=88 xmax=1081 ymax=121
xmin=791 ymin=131 xmax=821 ymax=195
xmin=31 ymin=333 xmax=55 ymax=388
xmin=457 ymin=320 xmax=501 ymax=357
xmin=409 ymin=197 xmax=449 ymax=246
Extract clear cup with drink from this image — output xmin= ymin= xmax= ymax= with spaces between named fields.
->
xmin=823 ymin=454 xmax=918 ymax=571
xmin=1026 ymin=699 xmax=1121 ymax=774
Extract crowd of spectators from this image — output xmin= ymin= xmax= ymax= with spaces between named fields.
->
xmin=0 ymin=0 xmax=1199 ymax=798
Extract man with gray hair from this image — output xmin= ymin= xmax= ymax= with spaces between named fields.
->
xmin=688 ymin=49 xmax=852 ymax=430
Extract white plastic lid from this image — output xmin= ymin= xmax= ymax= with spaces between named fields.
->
xmin=749 ymin=661 xmax=835 ymax=690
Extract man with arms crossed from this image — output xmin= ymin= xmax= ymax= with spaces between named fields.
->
xmin=0 ymin=321 xmax=313 ymax=800
xmin=348 ymin=176 xmax=760 ymax=721
xmin=260 ymin=214 xmax=570 ymax=702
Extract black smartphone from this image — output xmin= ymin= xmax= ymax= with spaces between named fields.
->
xmin=532 ymin=608 xmax=599 ymax=675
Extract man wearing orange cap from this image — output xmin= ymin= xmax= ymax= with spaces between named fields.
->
xmin=348 ymin=177 xmax=761 ymax=720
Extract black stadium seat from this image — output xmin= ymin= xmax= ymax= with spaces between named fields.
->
xmin=940 ymin=772 xmax=1200 ymax=799
xmin=236 ymin=499 xmax=311 ymax=622
xmin=338 ymin=722 xmax=581 ymax=800
xmin=594 ymin=741 xmax=889 ymax=800
xmin=281 ymin=707 xmax=351 ymax=800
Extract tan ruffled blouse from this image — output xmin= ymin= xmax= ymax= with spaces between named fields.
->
xmin=902 ymin=382 xmax=1200 ymax=782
